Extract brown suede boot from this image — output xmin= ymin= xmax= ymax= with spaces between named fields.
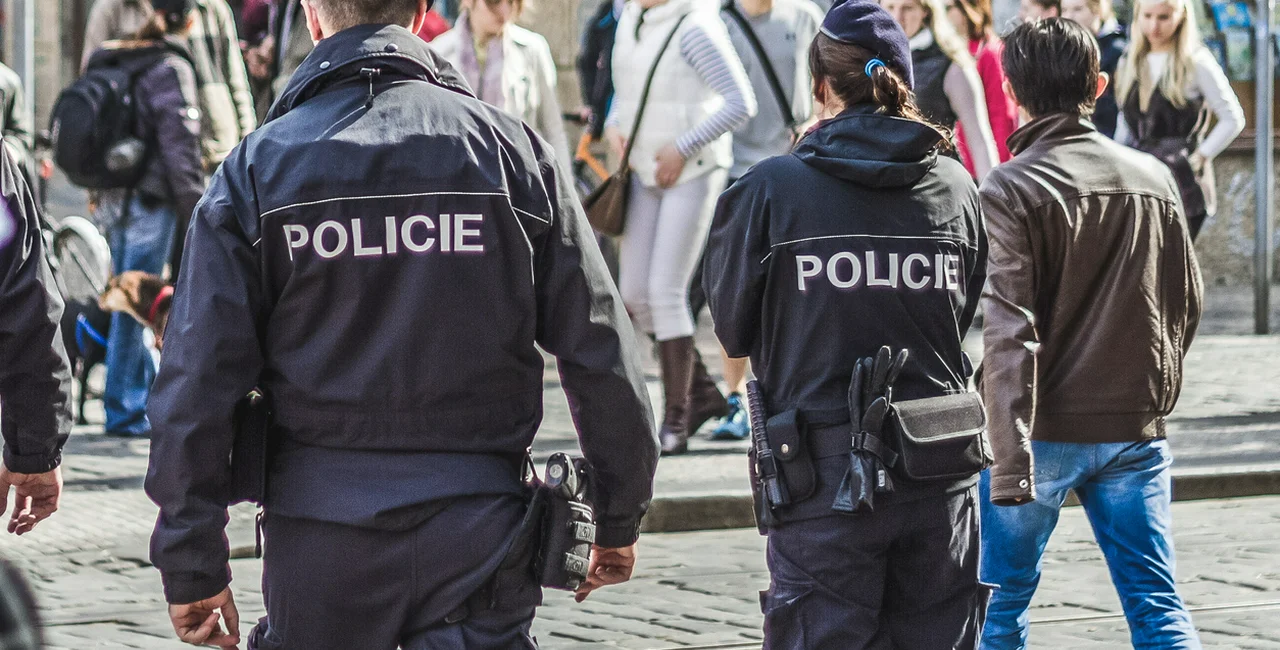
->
xmin=657 ymin=337 xmax=696 ymax=456
xmin=688 ymin=350 xmax=729 ymax=437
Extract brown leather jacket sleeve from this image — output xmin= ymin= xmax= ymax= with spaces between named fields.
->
xmin=978 ymin=182 xmax=1039 ymax=505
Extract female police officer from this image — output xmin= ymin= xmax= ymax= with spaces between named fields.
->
xmin=703 ymin=1 xmax=990 ymax=647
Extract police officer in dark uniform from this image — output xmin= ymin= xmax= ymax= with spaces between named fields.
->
xmin=144 ymin=1 xmax=658 ymax=648
xmin=0 ymin=145 xmax=70 ymax=539
xmin=704 ymin=1 xmax=990 ymax=647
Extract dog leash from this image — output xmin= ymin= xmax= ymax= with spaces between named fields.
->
xmin=147 ymin=285 xmax=174 ymax=325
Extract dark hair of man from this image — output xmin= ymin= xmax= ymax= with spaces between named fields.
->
xmin=1001 ymin=18 xmax=1100 ymax=118
xmin=307 ymin=0 xmax=422 ymax=31
xmin=807 ymin=33 xmax=954 ymax=151
xmin=1028 ymin=0 xmax=1061 ymax=12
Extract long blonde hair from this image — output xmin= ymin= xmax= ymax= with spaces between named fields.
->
xmin=919 ymin=0 xmax=977 ymax=67
xmin=1114 ymin=0 xmax=1202 ymax=109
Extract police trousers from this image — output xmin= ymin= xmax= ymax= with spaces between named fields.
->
xmin=763 ymin=486 xmax=990 ymax=650
xmin=248 ymin=495 xmax=540 ymax=650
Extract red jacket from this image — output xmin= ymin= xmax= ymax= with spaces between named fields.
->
xmin=416 ymin=10 xmax=451 ymax=43
xmin=957 ymin=36 xmax=1016 ymax=175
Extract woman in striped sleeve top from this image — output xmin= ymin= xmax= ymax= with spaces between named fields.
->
xmin=605 ymin=0 xmax=757 ymax=456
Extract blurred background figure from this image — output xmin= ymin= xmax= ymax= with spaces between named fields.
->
xmin=578 ymin=0 xmax=625 ymax=141
xmin=1062 ymin=0 xmax=1127 ymax=138
xmin=605 ymin=0 xmax=755 ymax=456
xmin=1113 ymin=0 xmax=1243 ymax=239
xmin=431 ymin=0 xmax=574 ymax=177
xmin=881 ymin=0 xmax=999 ymax=180
xmin=82 ymin=0 xmax=256 ymax=172
xmin=690 ymin=0 xmax=823 ymax=442
xmin=1018 ymin=0 xmax=1060 ymax=21
xmin=239 ymin=0 xmax=273 ymax=121
xmin=86 ymin=0 xmax=206 ymax=438
xmin=947 ymin=0 xmax=1017 ymax=164
xmin=0 ymin=63 xmax=33 ymax=186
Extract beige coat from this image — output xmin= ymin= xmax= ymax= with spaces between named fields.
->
xmin=82 ymin=0 xmax=256 ymax=170
xmin=430 ymin=24 xmax=574 ymax=180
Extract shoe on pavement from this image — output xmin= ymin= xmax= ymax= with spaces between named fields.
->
xmin=710 ymin=393 xmax=750 ymax=440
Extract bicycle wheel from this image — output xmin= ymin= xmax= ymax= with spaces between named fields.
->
xmin=52 ymin=216 xmax=111 ymax=303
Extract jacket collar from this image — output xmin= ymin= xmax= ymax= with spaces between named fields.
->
xmin=1006 ymin=113 xmax=1097 ymax=155
xmin=264 ymin=24 xmax=474 ymax=125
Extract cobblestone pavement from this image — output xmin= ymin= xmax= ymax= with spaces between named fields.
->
xmin=6 ymin=494 xmax=1279 ymax=648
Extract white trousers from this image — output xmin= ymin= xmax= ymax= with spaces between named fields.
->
xmin=618 ymin=169 xmax=728 ymax=341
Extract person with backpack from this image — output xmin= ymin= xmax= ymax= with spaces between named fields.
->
xmin=66 ymin=0 xmax=205 ymax=438
xmin=82 ymin=0 xmax=255 ymax=172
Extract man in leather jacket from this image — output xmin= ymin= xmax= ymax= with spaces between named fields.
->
xmin=145 ymin=1 xmax=658 ymax=647
xmin=978 ymin=19 xmax=1202 ymax=650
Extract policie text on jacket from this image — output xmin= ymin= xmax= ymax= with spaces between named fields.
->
xmin=794 ymin=251 xmax=963 ymax=292
xmin=283 ymin=213 xmax=486 ymax=260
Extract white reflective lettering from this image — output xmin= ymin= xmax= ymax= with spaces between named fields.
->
xmin=903 ymin=253 xmax=931 ymax=289
xmin=944 ymin=254 xmax=961 ymax=290
xmin=283 ymin=225 xmax=308 ymax=261
xmin=826 ymin=252 xmax=862 ymax=289
xmin=454 ymin=214 xmax=485 ymax=253
xmin=440 ymin=212 xmax=452 ymax=252
xmin=313 ymin=221 xmax=347 ymax=259
xmin=384 ymin=216 xmax=399 ymax=255
xmin=352 ymin=218 xmax=383 ymax=257
xmin=866 ymin=252 xmax=892 ymax=287
xmin=401 ymin=215 xmax=436 ymax=253
xmin=796 ymin=255 xmax=823 ymax=291
xmin=935 ymin=253 xmax=946 ymax=289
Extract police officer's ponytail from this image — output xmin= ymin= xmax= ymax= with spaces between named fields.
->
xmin=808 ymin=33 xmax=955 ymax=151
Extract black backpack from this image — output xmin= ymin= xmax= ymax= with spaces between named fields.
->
xmin=49 ymin=43 xmax=191 ymax=190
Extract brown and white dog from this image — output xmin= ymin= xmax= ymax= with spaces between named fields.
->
xmin=99 ymin=271 xmax=174 ymax=351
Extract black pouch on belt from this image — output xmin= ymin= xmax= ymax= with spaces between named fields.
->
xmin=887 ymin=392 xmax=993 ymax=481
xmin=767 ymin=410 xmax=815 ymax=503
xmin=537 ymin=454 xmax=596 ymax=591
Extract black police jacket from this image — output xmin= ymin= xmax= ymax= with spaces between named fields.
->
xmin=145 ymin=24 xmax=657 ymax=604
xmin=0 ymin=148 xmax=71 ymax=475
xmin=705 ymin=104 xmax=987 ymax=427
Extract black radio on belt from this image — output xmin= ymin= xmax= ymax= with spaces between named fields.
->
xmin=537 ymin=454 xmax=596 ymax=591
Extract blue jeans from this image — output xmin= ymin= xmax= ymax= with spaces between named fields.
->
xmin=979 ymin=440 xmax=1200 ymax=649
xmin=103 ymin=197 xmax=176 ymax=435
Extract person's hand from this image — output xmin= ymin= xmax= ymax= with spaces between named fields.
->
xmin=577 ymin=106 xmax=594 ymax=125
xmin=604 ymin=126 xmax=628 ymax=160
xmin=0 ymin=465 xmax=62 ymax=535
xmin=169 ymin=587 xmax=241 ymax=648
xmin=574 ymin=543 xmax=637 ymax=602
xmin=1188 ymin=151 xmax=1207 ymax=175
xmin=654 ymin=143 xmax=687 ymax=189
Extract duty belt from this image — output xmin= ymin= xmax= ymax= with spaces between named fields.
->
xmin=807 ymin=421 xmax=898 ymax=468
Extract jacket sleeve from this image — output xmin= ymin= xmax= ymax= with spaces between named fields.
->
xmin=703 ymin=170 xmax=769 ymax=359
xmin=530 ymin=137 xmax=658 ymax=548
xmin=0 ymin=149 xmax=71 ymax=475
xmin=145 ymin=156 xmax=265 ymax=604
xmin=217 ymin=1 xmax=258 ymax=137
xmin=144 ymin=59 xmax=206 ymax=242
xmin=977 ymin=180 xmax=1039 ymax=505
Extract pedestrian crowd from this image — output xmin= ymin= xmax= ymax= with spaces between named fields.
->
xmin=0 ymin=0 xmax=1251 ymax=647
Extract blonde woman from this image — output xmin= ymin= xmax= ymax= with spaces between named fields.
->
xmin=882 ymin=0 xmax=999 ymax=180
xmin=1114 ymin=0 xmax=1244 ymax=239
xmin=431 ymin=0 xmax=574 ymax=177
xmin=605 ymin=0 xmax=756 ymax=456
